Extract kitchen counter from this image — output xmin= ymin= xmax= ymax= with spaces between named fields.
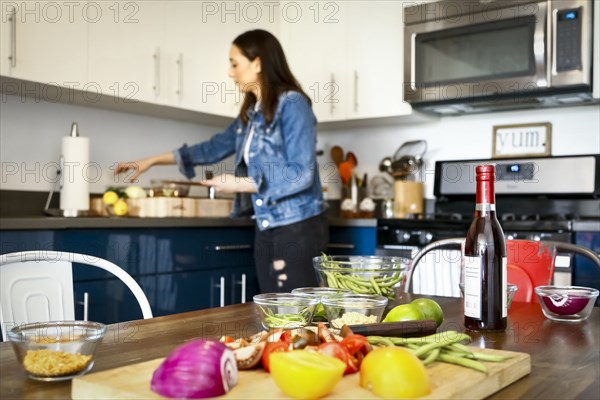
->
xmin=0 ymin=216 xmax=377 ymax=230
xmin=1 ymin=296 xmax=598 ymax=399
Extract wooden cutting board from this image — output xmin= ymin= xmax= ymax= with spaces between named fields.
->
xmin=72 ymin=347 xmax=530 ymax=399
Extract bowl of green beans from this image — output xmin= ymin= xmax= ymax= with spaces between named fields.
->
xmin=253 ymin=293 xmax=319 ymax=330
xmin=313 ymin=255 xmax=410 ymax=301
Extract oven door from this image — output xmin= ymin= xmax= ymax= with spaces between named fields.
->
xmin=404 ymin=1 xmax=548 ymax=104
xmin=376 ymin=245 xmax=462 ymax=297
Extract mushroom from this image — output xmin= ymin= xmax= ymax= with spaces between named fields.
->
xmin=232 ymin=342 xmax=266 ymax=370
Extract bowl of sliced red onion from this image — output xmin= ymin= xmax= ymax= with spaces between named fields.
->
xmin=535 ymin=286 xmax=598 ymax=322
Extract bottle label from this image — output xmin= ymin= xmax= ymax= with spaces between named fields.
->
xmin=464 ymin=256 xmax=482 ymax=319
xmin=502 ymin=256 xmax=507 ymax=318
xmin=475 ymin=204 xmax=496 ymax=212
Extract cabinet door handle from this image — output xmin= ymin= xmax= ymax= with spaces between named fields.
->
xmin=353 ymin=70 xmax=359 ymax=112
xmin=176 ymin=53 xmax=183 ymax=100
xmin=83 ymin=292 xmax=89 ymax=321
xmin=153 ymin=47 xmax=161 ymax=96
xmin=327 ymin=243 xmax=356 ymax=249
xmin=330 ymin=73 xmax=336 ymax=115
xmin=212 ymin=276 xmax=225 ymax=307
xmin=235 ymin=273 xmax=247 ymax=304
xmin=213 ymin=244 xmax=252 ymax=251
xmin=8 ymin=6 xmax=16 ymax=68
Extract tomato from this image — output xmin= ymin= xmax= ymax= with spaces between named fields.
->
xmin=262 ymin=341 xmax=289 ymax=372
xmin=219 ymin=335 xmax=235 ymax=343
xmin=360 ymin=347 xmax=432 ymax=398
xmin=270 ymin=351 xmax=345 ymax=399
xmin=318 ymin=342 xmax=355 ymax=374
xmin=341 ymin=334 xmax=369 ymax=355
xmin=279 ymin=330 xmax=293 ymax=345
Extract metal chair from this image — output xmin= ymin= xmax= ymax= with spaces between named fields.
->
xmin=0 ymin=251 xmax=153 ymax=340
xmin=406 ymin=238 xmax=600 ymax=302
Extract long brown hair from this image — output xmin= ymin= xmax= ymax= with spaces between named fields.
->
xmin=232 ymin=30 xmax=311 ymax=125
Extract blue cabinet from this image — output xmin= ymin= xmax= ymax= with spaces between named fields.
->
xmin=0 ymin=223 xmax=376 ymax=325
xmin=327 ymin=226 xmax=376 ymax=256
xmin=0 ymin=227 xmax=259 ymax=325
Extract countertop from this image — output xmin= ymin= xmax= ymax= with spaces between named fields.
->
xmin=1 ymin=296 xmax=598 ymax=399
xmin=0 ymin=216 xmax=377 ymax=230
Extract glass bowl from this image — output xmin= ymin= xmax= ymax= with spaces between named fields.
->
xmin=291 ymin=287 xmax=351 ymax=322
xmin=321 ymin=293 xmax=388 ymax=329
xmin=253 ymin=293 xmax=319 ymax=330
xmin=459 ymin=283 xmax=518 ymax=310
xmin=312 ymin=255 xmax=410 ymax=301
xmin=7 ymin=321 xmax=107 ymax=381
xmin=535 ymin=286 xmax=599 ymax=322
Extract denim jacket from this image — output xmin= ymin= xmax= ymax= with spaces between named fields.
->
xmin=173 ymin=91 xmax=326 ymax=231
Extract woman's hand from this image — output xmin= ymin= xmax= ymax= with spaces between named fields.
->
xmin=115 ymin=152 xmax=176 ymax=182
xmin=203 ymin=174 xmax=257 ymax=194
xmin=115 ymin=159 xmax=153 ymax=182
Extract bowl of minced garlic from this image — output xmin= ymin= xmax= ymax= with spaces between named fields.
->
xmin=7 ymin=321 xmax=106 ymax=381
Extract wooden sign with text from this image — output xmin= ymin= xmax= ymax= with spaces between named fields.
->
xmin=492 ymin=123 xmax=552 ymax=159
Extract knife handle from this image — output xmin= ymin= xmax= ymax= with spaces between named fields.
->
xmin=342 ymin=320 xmax=438 ymax=338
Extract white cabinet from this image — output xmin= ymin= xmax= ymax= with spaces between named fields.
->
xmin=164 ymin=1 xmax=274 ymax=117
xmin=0 ymin=1 xmax=88 ymax=85
xmin=346 ymin=1 xmax=411 ymax=119
xmin=280 ymin=1 xmax=411 ymax=122
xmin=279 ymin=1 xmax=348 ymax=122
xmin=88 ymin=1 xmax=275 ymax=117
xmin=88 ymin=1 xmax=166 ymax=104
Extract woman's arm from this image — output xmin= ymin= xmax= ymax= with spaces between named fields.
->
xmin=268 ymin=94 xmax=318 ymax=202
xmin=115 ymin=152 xmax=175 ymax=182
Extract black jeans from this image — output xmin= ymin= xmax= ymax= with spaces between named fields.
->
xmin=254 ymin=213 xmax=329 ymax=293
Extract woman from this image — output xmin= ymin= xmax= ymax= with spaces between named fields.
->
xmin=116 ymin=29 xmax=328 ymax=293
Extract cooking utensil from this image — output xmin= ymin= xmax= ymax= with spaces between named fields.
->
xmin=330 ymin=146 xmax=344 ymax=166
xmin=390 ymin=140 xmax=427 ymax=180
xmin=379 ymin=157 xmax=393 ymax=175
xmin=392 ymin=140 xmax=427 ymax=162
xmin=346 ymin=151 xmax=358 ymax=167
xmin=340 ymin=320 xmax=437 ymax=338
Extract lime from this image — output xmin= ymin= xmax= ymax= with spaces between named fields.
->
xmin=102 ymin=191 xmax=119 ymax=205
xmin=411 ymin=298 xmax=444 ymax=327
xmin=112 ymin=199 xmax=128 ymax=216
xmin=382 ymin=304 xmax=425 ymax=323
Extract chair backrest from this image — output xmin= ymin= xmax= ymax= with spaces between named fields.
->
xmin=407 ymin=238 xmax=600 ymax=302
xmin=0 ymin=251 xmax=153 ymax=340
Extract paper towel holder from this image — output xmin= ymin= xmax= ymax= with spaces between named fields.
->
xmin=43 ymin=122 xmax=90 ymax=217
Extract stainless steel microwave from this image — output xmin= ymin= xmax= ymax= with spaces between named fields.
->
xmin=403 ymin=0 xmax=599 ymax=115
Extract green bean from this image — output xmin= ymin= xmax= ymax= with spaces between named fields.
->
xmin=370 ymin=276 xmax=382 ymax=295
xmin=413 ymin=334 xmax=471 ymax=358
xmin=423 ymin=348 xmax=440 ymax=366
xmin=437 ymin=353 xmax=488 ymax=374
xmin=366 ymin=331 xmax=511 ymax=374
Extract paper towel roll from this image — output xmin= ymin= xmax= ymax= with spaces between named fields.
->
xmin=60 ymin=136 xmax=90 ymax=216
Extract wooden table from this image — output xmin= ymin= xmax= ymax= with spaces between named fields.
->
xmin=1 ymin=297 xmax=598 ymax=399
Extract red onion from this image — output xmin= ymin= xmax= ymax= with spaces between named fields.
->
xmin=543 ymin=294 xmax=589 ymax=315
xmin=151 ymin=340 xmax=238 ymax=398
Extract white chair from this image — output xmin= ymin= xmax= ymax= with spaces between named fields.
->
xmin=0 ymin=251 xmax=153 ymax=340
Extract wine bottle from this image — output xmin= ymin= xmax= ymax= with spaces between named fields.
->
xmin=464 ymin=165 xmax=507 ymax=332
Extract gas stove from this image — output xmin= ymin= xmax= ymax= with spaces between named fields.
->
xmin=377 ymin=155 xmax=600 ymax=293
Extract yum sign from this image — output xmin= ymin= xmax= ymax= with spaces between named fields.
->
xmin=492 ymin=123 xmax=552 ymax=158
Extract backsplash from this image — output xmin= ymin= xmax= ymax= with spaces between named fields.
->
xmin=1 ymin=93 xmax=599 ymax=199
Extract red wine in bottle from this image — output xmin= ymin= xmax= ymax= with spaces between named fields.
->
xmin=464 ymin=165 xmax=507 ymax=332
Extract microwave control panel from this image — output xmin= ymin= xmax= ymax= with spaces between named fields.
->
xmin=556 ymin=8 xmax=582 ymax=72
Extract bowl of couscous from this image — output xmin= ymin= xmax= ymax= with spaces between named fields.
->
xmin=7 ymin=321 xmax=106 ymax=381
